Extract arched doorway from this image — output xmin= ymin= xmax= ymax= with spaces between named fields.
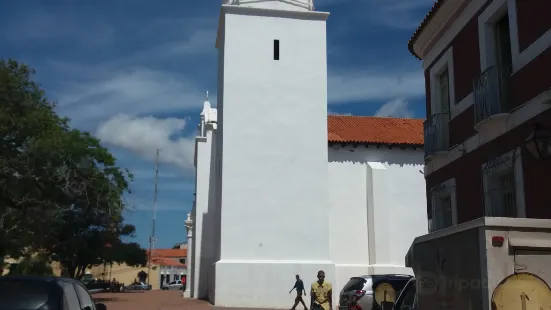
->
xmin=137 ymin=271 xmax=148 ymax=283
xmin=492 ymin=272 xmax=551 ymax=309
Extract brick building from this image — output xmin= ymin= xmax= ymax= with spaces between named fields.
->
xmin=408 ymin=0 xmax=551 ymax=231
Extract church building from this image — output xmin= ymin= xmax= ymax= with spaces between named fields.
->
xmin=184 ymin=0 xmax=428 ymax=308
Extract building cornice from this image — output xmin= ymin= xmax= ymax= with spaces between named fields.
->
xmin=409 ymin=0 xmax=468 ymax=59
xmin=328 ymin=142 xmax=423 ymax=150
xmin=216 ymin=4 xmax=329 ymax=48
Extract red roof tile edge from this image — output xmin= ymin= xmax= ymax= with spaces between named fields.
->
xmin=327 ymin=115 xmax=424 ymax=146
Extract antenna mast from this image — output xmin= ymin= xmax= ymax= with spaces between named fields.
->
xmin=147 ymin=149 xmax=160 ymax=284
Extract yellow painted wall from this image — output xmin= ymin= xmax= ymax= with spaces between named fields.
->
xmin=89 ymin=263 xmax=161 ymax=289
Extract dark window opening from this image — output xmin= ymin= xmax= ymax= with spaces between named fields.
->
xmin=495 ymin=14 xmax=512 ymax=68
xmin=274 ymin=39 xmax=280 ymax=60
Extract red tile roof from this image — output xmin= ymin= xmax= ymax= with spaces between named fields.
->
xmin=147 ymin=248 xmax=187 ymax=258
xmin=327 ymin=115 xmax=424 ymax=146
xmin=151 ymin=257 xmax=186 ymax=267
xmin=146 ymin=248 xmax=187 ymax=267
xmin=408 ymin=0 xmax=446 ymax=59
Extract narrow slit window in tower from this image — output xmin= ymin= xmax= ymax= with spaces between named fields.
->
xmin=274 ymin=39 xmax=280 ymax=60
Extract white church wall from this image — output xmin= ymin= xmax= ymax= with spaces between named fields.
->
xmin=215 ymin=261 xmax=334 ymax=308
xmin=206 ymin=129 xmax=220 ymax=302
xmin=327 ymin=155 xmax=371 ymax=298
xmin=328 ymin=145 xmax=428 ymax=294
xmin=218 ymin=9 xmax=330 ymax=261
xmin=214 ymin=6 xmax=334 ymax=308
xmin=193 ymin=130 xmax=215 ymax=299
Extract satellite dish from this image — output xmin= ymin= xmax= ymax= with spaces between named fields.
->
xmin=374 ymin=283 xmax=397 ymax=305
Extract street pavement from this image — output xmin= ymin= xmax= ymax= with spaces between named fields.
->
xmin=93 ymin=290 xmax=292 ymax=310
xmin=93 ymin=291 xmax=210 ymax=310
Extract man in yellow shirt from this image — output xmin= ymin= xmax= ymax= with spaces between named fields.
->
xmin=310 ymin=270 xmax=332 ymax=310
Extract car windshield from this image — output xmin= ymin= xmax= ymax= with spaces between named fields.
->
xmin=0 ymin=278 xmax=52 ymax=310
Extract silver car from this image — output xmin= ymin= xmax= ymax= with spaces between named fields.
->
xmin=162 ymin=280 xmax=184 ymax=290
xmin=338 ymin=274 xmax=412 ymax=310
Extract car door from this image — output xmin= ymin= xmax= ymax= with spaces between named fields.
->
xmin=168 ymin=281 xmax=176 ymax=290
xmin=74 ymin=283 xmax=96 ymax=310
xmin=394 ymin=279 xmax=417 ymax=310
xmin=0 ymin=278 xmax=57 ymax=310
xmin=60 ymin=281 xmax=82 ymax=310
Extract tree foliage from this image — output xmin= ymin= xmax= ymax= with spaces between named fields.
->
xmin=0 ymin=59 xmax=147 ymax=277
xmin=8 ymin=254 xmax=53 ymax=276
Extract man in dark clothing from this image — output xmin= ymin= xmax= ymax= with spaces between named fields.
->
xmin=290 ymin=274 xmax=308 ymax=310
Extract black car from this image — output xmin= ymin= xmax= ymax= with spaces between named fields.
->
xmin=392 ymin=278 xmax=417 ymax=310
xmin=0 ymin=275 xmax=108 ymax=310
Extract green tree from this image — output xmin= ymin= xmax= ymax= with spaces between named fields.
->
xmin=9 ymin=254 xmax=53 ymax=276
xmin=109 ymin=240 xmax=148 ymax=268
xmin=0 ymin=59 xmax=142 ymax=277
xmin=0 ymin=59 xmax=69 ymax=262
xmin=40 ymin=130 xmax=136 ymax=278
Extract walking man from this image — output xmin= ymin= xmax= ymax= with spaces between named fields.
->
xmin=290 ymin=274 xmax=308 ymax=310
xmin=310 ymin=270 xmax=332 ymax=310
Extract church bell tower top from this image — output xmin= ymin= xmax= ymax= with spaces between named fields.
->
xmin=222 ymin=0 xmax=315 ymax=11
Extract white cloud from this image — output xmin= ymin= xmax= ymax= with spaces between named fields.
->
xmin=374 ymin=98 xmax=415 ymax=118
xmin=328 ymin=69 xmax=425 ymax=104
xmin=96 ymin=115 xmax=196 ymax=171
xmin=328 ymin=109 xmax=353 ymax=116
xmin=56 ymin=68 xmax=212 ymax=126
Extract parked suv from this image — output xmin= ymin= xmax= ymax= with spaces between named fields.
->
xmin=339 ymin=274 xmax=412 ymax=310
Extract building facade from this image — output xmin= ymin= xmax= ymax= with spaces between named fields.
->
xmin=190 ymin=100 xmax=428 ymax=307
xmin=88 ymin=248 xmax=187 ymax=290
xmin=409 ymin=0 xmax=551 ymax=232
xmin=150 ymin=249 xmax=187 ymax=288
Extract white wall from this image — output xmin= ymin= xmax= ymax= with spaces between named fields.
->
xmin=192 ymin=129 xmax=215 ymax=299
xmin=214 ymin=6 xmax=333 ymax=308
xmin=195 ymin=139 xmax=428 ymax=306
xmin=218 ymin=9 xmax=330 ymax=261
xmin=206 ymin=130 xmax=220 ymax=302
xmin=328 ymin=145 xmax=428 ymax=294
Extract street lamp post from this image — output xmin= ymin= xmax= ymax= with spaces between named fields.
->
xmin=183 ymin=212 xmax=194 ymax=298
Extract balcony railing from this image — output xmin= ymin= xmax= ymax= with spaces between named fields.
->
xmin=473 ymin=65 xmax=512 ymax=124
xmin=424 ymin=112 xmax=450 ymax=158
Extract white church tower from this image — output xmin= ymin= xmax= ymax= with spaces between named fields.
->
xmin=214 ymin=0 xmax=333 ymax=308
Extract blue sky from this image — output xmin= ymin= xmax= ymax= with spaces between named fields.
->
xmin=0 ymin=0 xmax=431 ymax=249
